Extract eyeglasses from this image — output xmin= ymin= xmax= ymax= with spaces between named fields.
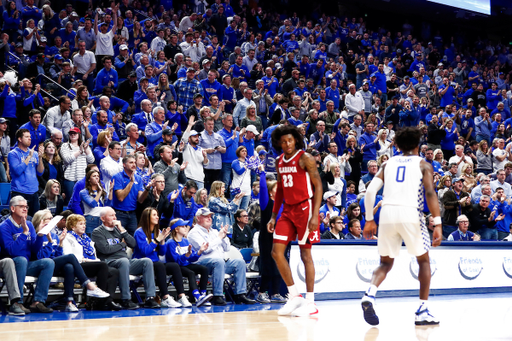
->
xmin=240 ymin=215 xmax=249 ymax=218
xmin=15 ymin=205 xmax=28 ymax=209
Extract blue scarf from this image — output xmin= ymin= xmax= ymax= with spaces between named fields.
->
xmin=69 ymin=231 xmax=96 ymax=260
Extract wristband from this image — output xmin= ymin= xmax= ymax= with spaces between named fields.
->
xmin=433 ymin=216 xmax=442 ymax=226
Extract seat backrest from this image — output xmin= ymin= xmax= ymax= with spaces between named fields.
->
xmin=224 ymin=245 xmax=244 ymax=261
xmin=239 ymin=248 xmax=253 ymax=263
xmin=0 ymin=183 xmax=11 ymax=205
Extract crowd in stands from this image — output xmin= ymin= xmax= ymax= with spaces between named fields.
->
xmin=1 ymin=0 xmax=512 ymax=315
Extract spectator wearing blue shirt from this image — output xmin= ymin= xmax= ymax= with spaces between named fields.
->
xmin=224 ymin=21 xmax=239 ymax=53
xmin=371 ymin=64 xmax=387 ymax=103
xmin=171 ymin=180 xmax=199 ymax=222
xmin=90 ymin=110 xmax=120 ymax=148
xmin=93 ymin=56 xmax=119 ymax=95
xmin=58 ymin=22 xmax=76 ymax=51
xmin=144 ymin=106 xmax=169 ymax=162
xmin=399 ymin=98 xmax=420 ymax=127
xmin=0 ymin=196 xmax=54 ymax=313
xmin=219 ymin=114 xmax=240 ymax=188
xmin=19 ymin=109 xmax=46 ymax=149
xmin=491 ymin=102 xmax=510 ymax=122
xmin=438 ymin=77 xmax=459 ymax=108
xmin=112 ymin=154 xmax=150 ymax=235
xmin=8 ymin=129 xmax=44 ymax=217
xmin=486 ymin=83 xmax=502 ymax=111
xmin=424 ymin=148 xmax=444 ymax=175
xmin=200 ymin=70 xmax=223 ymax=106
xmin=475 ymin=107 xmax=492 ymax=145
xmin=458 ymin=109 xmax=476 ymax=141
xmin=358 ymin=122 xmax=380 ymax=174
xmin=261 ymin=68 xmax=280 ymax=97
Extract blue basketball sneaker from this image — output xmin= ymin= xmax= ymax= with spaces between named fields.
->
xmin=361 ymin=295 xmax=379 ymax=326
xmin=415 ymin=307 xmax=439 ymax=325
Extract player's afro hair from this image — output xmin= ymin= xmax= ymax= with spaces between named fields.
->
xmin=395 ymin=126 xmax=422 ymax=152
xmin=271 ymin=124 xmax=305 ymax=153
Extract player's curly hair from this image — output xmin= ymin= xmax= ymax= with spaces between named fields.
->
xmin=395 ymin=127 xmax=422 ymax=152
xmin=271 ymin=124 xmax=305 ymax=153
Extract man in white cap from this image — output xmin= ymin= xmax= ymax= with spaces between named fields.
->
xmin=240 ymin=123 xmax=259 ymax=158
xmin=188 ymin=207 xmax=256 ymax=306
xmin=319 ymin=190 xmax=341 ymax=232
xmin=181 ymin=116 xmax=209 ymax=188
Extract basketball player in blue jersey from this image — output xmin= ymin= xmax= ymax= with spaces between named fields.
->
xmin=362 ymin=127 xmax=443 ymax=326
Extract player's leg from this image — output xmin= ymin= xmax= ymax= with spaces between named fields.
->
xmin=361 ymin=207 xmax=402 ymax=325
xmin=414 ymin=251 xmax=439 ymax=325
xmin=291 ymin=246 xmax=319 ymax=317
xmin=271 ymin=242 xmax=294 ymax=286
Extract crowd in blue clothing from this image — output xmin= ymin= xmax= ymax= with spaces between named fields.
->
xmin=0 ymin=0 xmax=512 ymax=316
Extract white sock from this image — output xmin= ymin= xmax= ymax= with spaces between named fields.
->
xmin=419 ymin=300 xmax=428 ymax=310
xmin=287 ymin=285 xmax=299 ymax=297
xmin=365 ymin=285 xmax=378 ymax=297
xmin=306 ymin=292 xmax=314 ymax=303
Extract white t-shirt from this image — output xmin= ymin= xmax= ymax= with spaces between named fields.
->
xmin=492 ymin=148 xmax=508 ymax=172
xmin=448 ymin=154 xmax=473 ymax=177
xmin=96 ymin=30 xmax=114 ymax=56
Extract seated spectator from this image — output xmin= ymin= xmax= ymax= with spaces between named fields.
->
xmin=321 ymin=216 xmax=345 ymax=239
xmin=447 ymin=214 xmax=480 ymax=241
xmin=207 ymin=180 xmax=244 ymax=233
xmin=188 ymin=207 xmax=255 ymax=306
xmin=343 ymin=203 xmax=366 ymax=235
xmin=39 ymin=179 xmax=64 ymax=215
xmin=62 ymin=214 xmax=121 ymax=311
xmin=0 ymin=196 xmax=54 ymax=313
xmin=37 ymin=141 xmax=65 ymax=194
xmin=80 ymin=169 xmax=113 ymax=235
xmin=166 ymin=218 xmax=212 ymax=306
xmin=319 ymin=191 xmax=341 ymax=233
xmin=91 ymin=207 xmax=158 ymax=310
xmin=32 ymin=210 xmax=109 ymax=311
xmin=344 ymin=219 xmax=363 ymax=239
xmin=0 ymin=243 xmax=27 ymax=315
xmin=132 ymin=207 xmax=191 ymax=308
xmin=468 ymin=195 xmax=498 ymax=240
xmin=231 ymin=209 xmax=253 ymax=249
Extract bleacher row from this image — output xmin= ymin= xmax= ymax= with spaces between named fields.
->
xmin=0 ymin=244 xmax=258 ymax=312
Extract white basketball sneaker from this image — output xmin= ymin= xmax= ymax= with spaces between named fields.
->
xmin=291 ymin=301 xmax=319 ymax=317
xmin=277 ymin=295 xmax=306 ymax=316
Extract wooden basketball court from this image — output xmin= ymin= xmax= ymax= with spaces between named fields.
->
xmin=0 ymin=293 xmax=510 ymax=341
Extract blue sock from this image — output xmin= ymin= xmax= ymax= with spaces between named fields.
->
xmin=193 ymin=290 xmax=200 ymax=299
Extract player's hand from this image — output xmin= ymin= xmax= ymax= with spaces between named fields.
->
xmin=432 ymin=226 xmax=442 ymax=247
xmin=363 ymin=220 xmax=377 ymax=240
xmin=308 ymin=213 xmax=319 ymax=233
xmin=267 ymin=218 xmax=276 ymax=233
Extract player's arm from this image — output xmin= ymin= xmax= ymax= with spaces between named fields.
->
xmin=363 ymin=164 xmax=385 ymax=240
xmin=421 ymin=160 xmax=442 ymax=247
xmin=302 ymin=153 xmax=323 ymax=233
xmin=267 ymin=161 xmax=283 ymax=233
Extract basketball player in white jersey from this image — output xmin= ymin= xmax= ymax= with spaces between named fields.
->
xmin=362 ymin=127 xmax=443 ymax=326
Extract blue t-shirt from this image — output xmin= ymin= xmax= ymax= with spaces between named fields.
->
xmin=112 ymin=171 xmax=144 ymax=211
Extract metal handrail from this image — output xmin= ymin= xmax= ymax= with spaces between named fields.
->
xmin=5 ymin=64 xmax=59 ymax=102
xmin=7 ymin=52 xmax=74 ymax=98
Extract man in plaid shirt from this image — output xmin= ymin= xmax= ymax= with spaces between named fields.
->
xmin=174 ymin=67 xmax=204 ymax=111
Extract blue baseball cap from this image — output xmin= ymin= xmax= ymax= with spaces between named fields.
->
xmin=170 ymin=219 xmax=190 ymax=230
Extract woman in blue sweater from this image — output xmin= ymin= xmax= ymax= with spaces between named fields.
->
xmin=440 ymin=119 xmax=459 ymax=160
xmin=132 ymin=207 xmax=191 ymax=308
xmin=33 ymin=210 xmax=109 ymax=312
xmin=166 ymin=218 xmax=212 ymax=307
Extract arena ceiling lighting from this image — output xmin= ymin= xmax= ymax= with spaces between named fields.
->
xmin=427 ymin=0 xmax=491 ymax=15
